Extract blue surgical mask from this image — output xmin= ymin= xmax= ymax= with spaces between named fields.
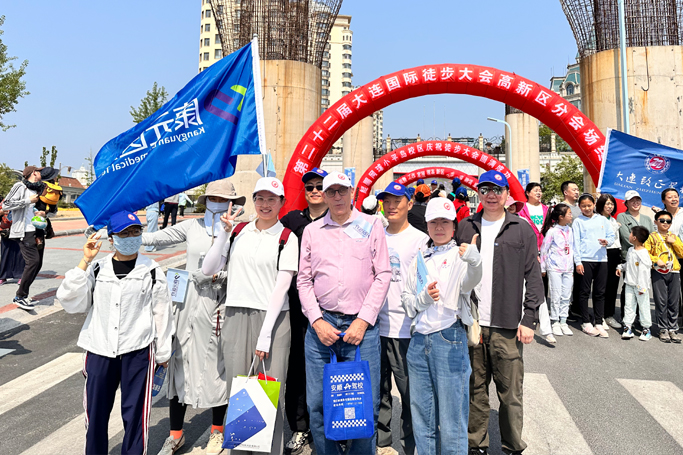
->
xmin=112 ymin=235 xmax=142 ymax=255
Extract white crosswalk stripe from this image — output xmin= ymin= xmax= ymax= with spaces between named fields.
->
xmin=0 ymin=352 xmax=83 ymax=416
xmin=522 ymin=373 xmax=594 ymax=455
xmin=618 ymin=378 xmax=683 ymax=448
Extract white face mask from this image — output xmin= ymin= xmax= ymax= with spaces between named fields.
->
xmin=204 ymin=200 xmax=231 ymax=237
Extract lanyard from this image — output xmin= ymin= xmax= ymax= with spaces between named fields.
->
xmin=657 ymin=233 xmax=674 ymax=261
xmin=557 ymin=227 xmax=571 ymax=255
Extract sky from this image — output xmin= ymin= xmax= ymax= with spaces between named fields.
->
xmin=0 ymin=0 xmax=579 ymax=173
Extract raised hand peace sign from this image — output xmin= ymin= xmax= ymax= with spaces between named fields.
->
xmin=219 ymin=202 xmax=239 ymax=233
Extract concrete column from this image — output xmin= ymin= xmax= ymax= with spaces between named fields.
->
xmin=505 ymin=105 xmax=540 ymax=183
xmin=230 ymin=60 xmax=321 ymax=217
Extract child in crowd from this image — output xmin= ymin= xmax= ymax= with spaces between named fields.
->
xmin=644 ymin=211 xmax=683 ymax=343
xmin=617 ymin=226 xmax=652 ymax=341
xmin=540 ymin=203 xmax=580 ymax=337
xmin=572 ymin=194 xmax=615 ymax=338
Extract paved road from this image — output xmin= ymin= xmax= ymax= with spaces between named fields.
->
xmin=2 ymin=234 xmax=683 ymax=454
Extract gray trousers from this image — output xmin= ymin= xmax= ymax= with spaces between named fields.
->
xmin=651 ymin=271 xmax=680 ymax=332
xmin=378 ymin=336 xmax=415 ymax=455
xmin=222 ymin=307 xmax=291 ymax=455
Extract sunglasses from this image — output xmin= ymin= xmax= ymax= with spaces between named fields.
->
xmin=325 ymin=187 xmax=350 ymax=197
xmin=658 ymin=218 xmax=673 ymax=224
xmin=305 ymin=184 xmax=324 ymax=192
xmin=478 ymin=186 xmax=504 ymax=196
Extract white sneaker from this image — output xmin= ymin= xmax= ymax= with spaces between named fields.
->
xmin=545 ymin=334 xmax=557 ymax=344
xmin=376 ymin=447 xmax=399 ymax=455
xmin=157 ymin=434 xmax=185 ymax=455
xmin=595 ymin=324 xmax=609 ymax=338
xmin=560 ymin=323 xmax=574 ymax=336
xmin=206 ymin=430 xmax=224 ymax=455
xmin=581 ymin=323 xmax=600 ymax=337
xmin=285 ymin=431 xmax=311 ymax=454
xmin=605 ymin=316 xmax=622 ymax=329
xmin=552 ymin=322 xmax=563 ymax=336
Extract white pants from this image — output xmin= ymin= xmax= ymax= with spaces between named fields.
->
xmin=623 ymin=284 xmax=652 ymax=329
xmin=547 ymin=271 xmax=573 ymax=321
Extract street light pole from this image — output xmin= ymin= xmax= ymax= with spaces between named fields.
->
xmin=617 ymin=0 xmax=630 ymax=134
xmin=487 ymin=117 xmax=512 ymax=167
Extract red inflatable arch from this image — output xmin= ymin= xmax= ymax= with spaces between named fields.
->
xmin=353 ymin=141 xmax=524 ymax=210
xmin=395 ymin=167 xmax=478 ymax=190
xmin=281 ymin=63 xmax=606 ymax=215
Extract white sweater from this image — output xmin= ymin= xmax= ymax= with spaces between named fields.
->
xmin=57 ymin=254 xmax=175 ymax=362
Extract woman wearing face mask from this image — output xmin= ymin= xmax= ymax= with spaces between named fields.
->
xmin=57 ymin=211 xmax=174 ymax=455
xmin=140 ymin=179 xmax=246 ymax=455
xmin=202 ymin=177 xmax=299 ymax=455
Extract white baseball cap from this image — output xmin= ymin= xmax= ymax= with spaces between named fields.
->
xmin=624 ymin=190 xmax=641 ymax=201
xmin=253 ymin=177 xmax=285 ymax=197
xmin=425 ymin=198 xmax=457 ymax=222
xmin=322 ymin=171 xmax=353 ymax=192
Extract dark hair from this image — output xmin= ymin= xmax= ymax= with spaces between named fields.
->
xmin=525 ymin=182 xmax=542 ymax=201
xmin=631 ymin=226 xmax=650 ymax=244
xmin=438 ymin=184 xmax=445 ymax=191
xmin=578 ymin=193 xmax=595 ymax=205
xmin=561 ymin=181 xmax=577 ymax=195
xmin=415 ymin=191 xmax=428 ymax=203
xmin=541 ymin=203 xmax=571 ymax=236
xmin=661 ymin=188 xmax=679 ymax=201
xmin=655 ymin=210 xmax=673 ymax=221
xmin=426 ymin=219 xmax=458 ymax=248
xmin=596 ymin=193 xmax=617 ymax=217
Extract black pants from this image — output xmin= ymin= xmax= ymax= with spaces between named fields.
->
xmin=15 ymin=232 xmax=44 ymax=298
xmin=604 ymin=249 xmax=621 ymax=318
xmin=570 ymin=269 xmax=582 ymax=317
xmin=179 ymin=205 xmax=185 ymax=217
xmin=578 ymin=261 xmax=607 ymax=324
xmin=378 ymin=337 xmax=414 ymax=454
xmin=285 ymin=296 xmax=310 ymax=433
xmin=162 ymin=203 xmax=178 ymax=229
xmin=168 ymin=396 xmax=227 ymax=431
xmin=651 ymin=271 xmax=681 ymax=332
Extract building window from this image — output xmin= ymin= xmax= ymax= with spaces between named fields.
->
xmin=205 ymin=23 xmax=211 ymax=32
xmin=322 ymin=79 xmax=330 ymax=86
xmin=204 ymin=52 xmax=210 ymax=61
xmin=342 ymin=72 xmax=352 ymax=78
xmin=323 ymin=52 xmax=330 ymax=58
xmin=321 ymin=70 xmax=329 ymax=77
xmin=205 ymin=9 xmax=212 ymax=18
xmin=215 ymin=49 xmax=222 ymax=59
xmin=343 ymin=44 xmax=352 ymax=50
xmin=215 ymin=34 xmax=221 ymax=44
xmin=342 ymin=91 xmax=350 ymax=96
xmin=321 ymin=99 xmax=330 ymax=105
xmin=322 ymin=61 xmax=330 ymax=68
xmin=321 ymin=89 xmax=330 ymax=96
xmin=343 ymin=63 xmax=352 ymax=69
xmin=343 ymin=54 xmax=351 ymax=60
xmin=342 ymin=82 xmax=352 ymax=88
xmin=204 ymin=38 xmax=210 ymax=47
xmin=566 ymin=83 xmax=575 ymax=95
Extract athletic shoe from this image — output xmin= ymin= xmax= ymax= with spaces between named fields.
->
xmin=581 ymin=323 xmax=600 ymax=337
xmin=595 ymin=324 xmax=609 ymax=338
xmin=0 ymin=279 xmax=5 ymax=285
xmin=17 ymin=279 xmax=21 ymax=285
xmin=560 ymin=323 xmax=573 ymax=336
xmin=640 ymin=329 xmax=652 ymax=341
xmin=622 ymin=327 xmax=634 ymax=339
xmin=206 ymin=430 xmax=224 ymax=455
xmin=13 ymin=296 xmax=35 ymax=311
xmin=659 ymin=330 xmax=671 ymax=343
xmin=552 ymin=322 xmax=563 ymax=336
xmin=376 ymin=446 xmax=399 ymax=455
xmin=469 ymin=449 xmax=489 ymax=455
xmin=544 ymin=334 xmax=557 ymax=344
xmin=669 ymin=330 xmax=682 ymax=344
xmin=605 ymin=317 xmax=622 ymax=329
xmin=285 ymin=431 xmax=311 ymax=455
xmin=157 ymin=434 xmax=185 ymax=455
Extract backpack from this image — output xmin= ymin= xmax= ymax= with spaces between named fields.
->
xmin=228 ymin=222 xmax=292 ymax=271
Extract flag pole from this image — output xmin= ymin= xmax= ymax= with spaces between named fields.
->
xmin=251 ymin=34 xmax=268 ymax=174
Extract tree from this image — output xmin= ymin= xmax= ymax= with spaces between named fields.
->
xmin=540 ymin=155 xmax=584 ymax=203
xmin=130 ymin=82 xmax=169 ymax=123
xmin=0 ymin=162 xmax=17 ymax=197
xmin=0 ymin=16 xmax=29 ymax=131
xmin=39 ymin=146 xmax=58 ymax=168
xmin=539 ymin=124 xmax=570 ymax=153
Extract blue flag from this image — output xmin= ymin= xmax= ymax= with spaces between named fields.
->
xmin=598 ymin=129 xmax=683 ymax=207
xmin=416 ymin=252 xmax=429 ymax=295
xmin=76 ymin=38 xmax=266 ymax=228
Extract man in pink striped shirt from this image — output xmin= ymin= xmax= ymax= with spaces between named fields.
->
xmin=298 ymin=171 xmax=391 ymax=454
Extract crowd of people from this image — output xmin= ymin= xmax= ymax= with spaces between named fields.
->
xmin=4 ymin=160 xmax=681 ymax=455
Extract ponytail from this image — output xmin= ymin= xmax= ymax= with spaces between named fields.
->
xmin=541 ymin=203 xmax=571 ymax=237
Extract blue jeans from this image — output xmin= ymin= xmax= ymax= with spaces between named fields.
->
xmin=305 ymin=311 xmax=380 ymax=455
xmin=144 ymin=208 xmax=159 ymax=252
xmin=407 ymin=321 xmax=470 ymax=455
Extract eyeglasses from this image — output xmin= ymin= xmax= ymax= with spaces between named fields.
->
xmin=114 ymin=227 xmax=142 ymax=238
xmin=324 ymin=187 xmax=350 ymax=197
xmin=478 ymin=186 xmax=504 ymax=196
xmin=658 ymin=218 xmax=673 ymax=224
xmin=305 ymin=184 xmax=324 ymax=192
xmin=254 ymin=196 xmax=280 ymax=206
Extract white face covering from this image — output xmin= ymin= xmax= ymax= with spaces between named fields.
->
xmin=204 ymin=200 xmax=231 ymax=237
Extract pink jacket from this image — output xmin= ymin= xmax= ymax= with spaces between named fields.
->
xmin=518 ymin=203 xmax=549 ymax=251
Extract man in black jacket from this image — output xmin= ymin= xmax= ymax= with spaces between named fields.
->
xmin=457 ymin=170 xmax=542 ymax=455
xmin=279 ymin=167 xmax=328 ymax=454
xmin=407 ymin=184 xmax=430 ymax=235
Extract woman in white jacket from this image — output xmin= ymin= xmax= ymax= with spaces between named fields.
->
xmin=56 ymin=210 xmax=174 ymax=455
xmin=401 ymin=198 xmax=482 ymax=455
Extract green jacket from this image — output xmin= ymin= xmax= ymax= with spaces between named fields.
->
xmin=616 ymin=211 xmax=655 ymax=261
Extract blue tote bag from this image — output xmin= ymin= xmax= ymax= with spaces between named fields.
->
xmin=323 ymin=339 xmax=374 ymax=441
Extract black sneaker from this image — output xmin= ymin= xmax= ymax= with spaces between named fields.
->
xmin=13 ymin=296 xmax=35 ymax=311
xmin=469 ymin=449 xmax=489 ymax=455
xmin=669 ymin=330 xmax=681 ymax=344
xmin=660 ymin=330 xmax=671 ymax=343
